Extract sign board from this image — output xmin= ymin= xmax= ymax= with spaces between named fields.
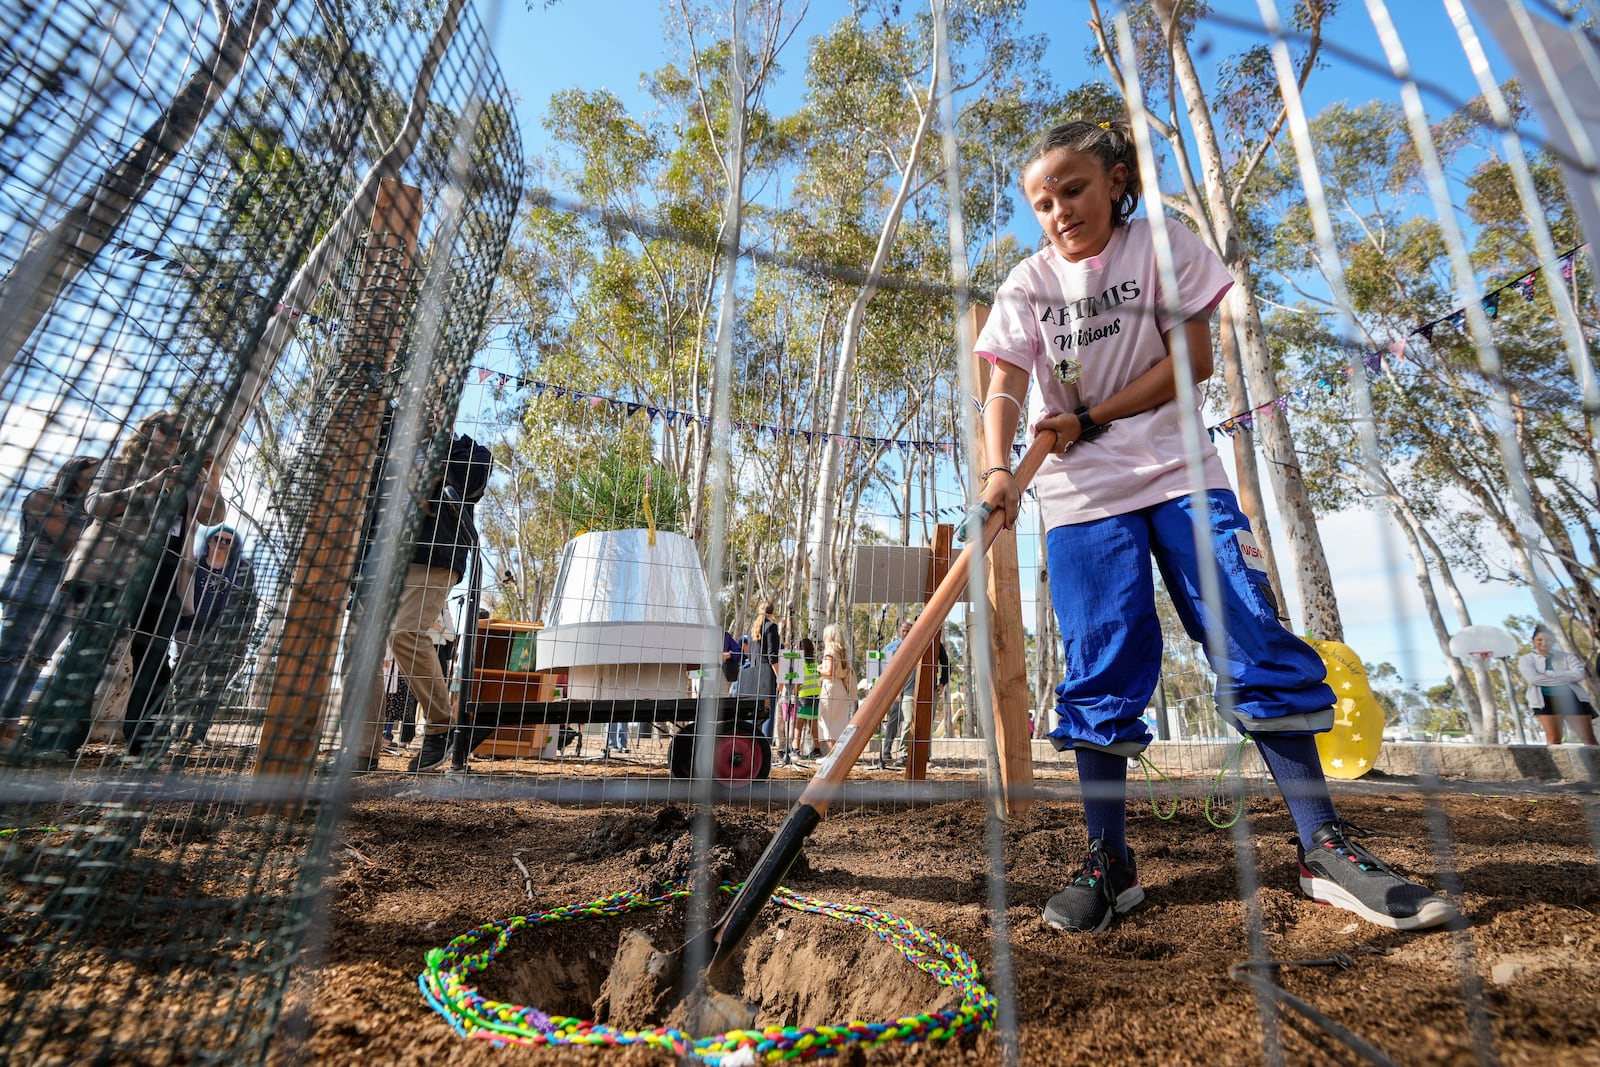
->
xmin=850 ymin=544 xmax=973 ymax=605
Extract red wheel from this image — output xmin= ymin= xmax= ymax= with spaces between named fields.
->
xmin=711 ymin=733 xmax=771 ymax=786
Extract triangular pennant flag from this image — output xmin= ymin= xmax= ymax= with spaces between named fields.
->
xmin=1482 ymin=291 xmax=1500 ymax=319
xmin=1387 ymin=339 xmax=1407 ymax=360
xmin=1418 ymin=323 xmax=1435 ymax=342
xmin=1560 ymin=252 xmax=1576 ymax=280
xmin=478 ymin=368 xmax=494 ymax=383
xmin=1518 ymin=274 xmax=1538 ymax=301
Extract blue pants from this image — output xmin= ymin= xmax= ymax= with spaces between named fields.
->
xmin=0 ymin=557 xmax=71 ymax=723
xmin=1046 ymin=490 xmax=1334 ymax=755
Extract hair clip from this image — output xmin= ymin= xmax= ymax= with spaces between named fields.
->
xmin=1098 ymin=121 xmax=1112 ymax=129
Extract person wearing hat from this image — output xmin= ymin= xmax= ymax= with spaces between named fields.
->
xmin=171 ymin=524 xmax=257 ymax=747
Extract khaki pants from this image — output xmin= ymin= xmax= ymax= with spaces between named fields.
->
xmin=357 ymin=563 xmax=456 ymax=759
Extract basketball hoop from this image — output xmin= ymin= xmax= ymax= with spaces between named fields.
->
xmin=1448 ymin=625 xmax=1519 ymax=662
xmin=1448 ymin=625 xmax=1526 ymax=745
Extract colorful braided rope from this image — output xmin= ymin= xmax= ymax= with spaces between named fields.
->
xmin=418 ymin=881 xmax=996 ymax=1064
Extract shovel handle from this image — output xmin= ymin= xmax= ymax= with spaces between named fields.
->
xmin=704 ymin=430 xmax=1057 ymax=968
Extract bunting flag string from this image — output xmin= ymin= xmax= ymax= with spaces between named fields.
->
xmin=101 ymin=237 xmax=326 ymax=324
xmin=471 ymin=364 xmax=973 ymax=457
xmin=1208 ymin=242 xmax=1590 ymax=440
xmin=1410 ymin=242 xmax=1586 ymax=344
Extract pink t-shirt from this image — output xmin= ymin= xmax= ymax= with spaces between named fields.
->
xmin=976 ymin=219 xmax=1234 ymax=529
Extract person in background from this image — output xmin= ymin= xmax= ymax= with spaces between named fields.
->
xmin=1517 ymin=625 xmax=1598 ymax=746
xmin=380 ymin=646 xmax=414 ymax=754
xmin=30 ymin=412 xmax=225 ymax=762
xmin=170 ymin=524 xmax=256 ymax=747
xmin=354 ymin=432 xmax=489 ymax=773
xmin=0 ymin=455 xmax=99 ymax=747
xmin=789 ymin=636 xmax=822 ymax=763
xmin=738 ymin=600 xmax=780 ymax=737
xmin=816 ymin=624 xmax=855 ymax=757
xmin=877 ymin=618 xmax=914 ymax=767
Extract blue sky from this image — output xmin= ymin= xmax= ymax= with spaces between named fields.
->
xmin=466 ymin=0 xmax=1569 ymax=689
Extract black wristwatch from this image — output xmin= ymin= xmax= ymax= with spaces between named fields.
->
xmin=1074 ymin=405 xmax=1108 ymax=443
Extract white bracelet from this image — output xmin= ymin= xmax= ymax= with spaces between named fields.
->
xmin=982 ymin=391 xmax=1025 ymax=415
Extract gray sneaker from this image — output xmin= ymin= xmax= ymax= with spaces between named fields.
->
xmin=1297 ymin=820 xmax=1457 ymax=931
xmin=1043 ymin=837 xmax=1143 ymax=933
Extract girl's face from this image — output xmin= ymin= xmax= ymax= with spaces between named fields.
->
xmin=1533 ymin=632 xmax=1550 ymax=655
xmin=152 ymin=417 xmax=185 ymax=457
xmin=1021 ymin=146 xmax=1128 ymax=263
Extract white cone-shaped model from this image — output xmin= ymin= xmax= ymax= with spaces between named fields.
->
xmin=536 ymin=530 xmax=721 ymax=700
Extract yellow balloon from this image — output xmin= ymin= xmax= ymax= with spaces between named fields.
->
xmin=1306 ymin=639 xmax=1385 ymax=780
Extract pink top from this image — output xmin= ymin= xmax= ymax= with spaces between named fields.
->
xmin=976 ymin=219 xmax=1234 ymax=529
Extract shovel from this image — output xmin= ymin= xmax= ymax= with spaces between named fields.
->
xmin=669 ymin=430 xmax=1058 ymax=1012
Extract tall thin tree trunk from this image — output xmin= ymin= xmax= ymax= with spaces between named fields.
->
xmin=0 ymin=0 xmax=283 ymax=382
xmin=806 ymin=62 xmax=938 ymax=639
xmin=1218 ymin=302 xmax=1286 ymax=603
xmin=1156 ymin=0 xmax=1343 ymax=640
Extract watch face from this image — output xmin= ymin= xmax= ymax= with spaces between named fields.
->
xmin=1052 ymin=357 xmax=1082 ymax=384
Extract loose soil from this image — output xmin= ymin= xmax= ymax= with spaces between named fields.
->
xmin=291 ymin=780 xmax=1600 ymax=1066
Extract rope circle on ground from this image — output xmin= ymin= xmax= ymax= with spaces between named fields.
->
xmin=419 ymin=881 xmax=996 ymax=1063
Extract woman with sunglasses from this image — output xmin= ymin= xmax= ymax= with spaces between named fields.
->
xmin=29 ymin=410 xmax=225 ymax=762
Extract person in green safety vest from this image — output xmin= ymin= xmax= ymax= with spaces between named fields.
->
xmin=787 ymin=636 xmax=822 ymax=763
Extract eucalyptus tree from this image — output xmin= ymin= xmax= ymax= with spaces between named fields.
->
xmin=0 ymin=0 xmax=287 ymax=382
xmin=792 ymin=0 xmax=1054 ymax=638
xmin=1087 ymin=0 xmax=1345 ymax=640
xmin=1262 ymin=95 xmax=1599 ymax=740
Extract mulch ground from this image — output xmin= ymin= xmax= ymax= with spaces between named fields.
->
xmin=283 ymin=781 xmax=1600 ymax=1066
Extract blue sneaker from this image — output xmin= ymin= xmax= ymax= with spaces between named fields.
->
xmin=1043 ymin=837 xmax=1143 ymax=933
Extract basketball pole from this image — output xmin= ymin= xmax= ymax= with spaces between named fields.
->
xmin=1495 ymin=655 xmax=1527 ymax=745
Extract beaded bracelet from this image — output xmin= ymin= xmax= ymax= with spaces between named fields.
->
xmin=980 ymin=465 xmax=1012 ymax=483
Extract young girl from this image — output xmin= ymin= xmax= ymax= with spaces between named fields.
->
xmin=977 ymin=120 xmax=1454 ymax=934
xmin=816 ymin=624 xmax=854 ymax=756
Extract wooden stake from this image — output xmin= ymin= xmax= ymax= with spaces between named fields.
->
xmin=968 ymin=305 xmax=1035 ymax=816
xmin=904 ymin=522 xmax=951 ymax=780
xmin=256 ymin=179 xmax=423 ymax=783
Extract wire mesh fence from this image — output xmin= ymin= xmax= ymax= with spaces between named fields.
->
xmin=0 ymin=0 xmax=520 ymax=1059
xmin=0 ymin=0 xmax=1597 ymax=1064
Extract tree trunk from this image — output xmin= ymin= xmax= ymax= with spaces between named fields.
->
xmin=0 ymin=0 xmax=283 ymax=381
xmin=1157 ymin=0 xmax=1343 ymax=641
xmin=1386 ymin=489 xmax=1492 ymax=740
xmin=805 ymin=63 xmax=938 ymax=639
xmin=1218 ymin=302 xmax=1286 ymax=602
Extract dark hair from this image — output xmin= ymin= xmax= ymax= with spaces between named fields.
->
xmin=120 ymin=408 xmax=185 ymax=466
xmin=800 ymin=636 xmax=815 ymax=659
xmin=1019 ymin=119 xmax=1142 ymax=227
xmin=52 ymin=455 xmax=100 ymax=500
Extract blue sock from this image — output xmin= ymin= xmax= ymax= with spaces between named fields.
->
xmin=1253 ymin=733 xmax=1339 ymax=849
xmin=1074 ymin=747 xmax=1129 ymax=864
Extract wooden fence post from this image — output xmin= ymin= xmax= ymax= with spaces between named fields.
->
xmin=968 ymin=305 xmax=1035 ymax=816
xmin=256 ymin=178 xmax=422 ymax=782
xmin=904 ymin=523 xmax=952 ymax=780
